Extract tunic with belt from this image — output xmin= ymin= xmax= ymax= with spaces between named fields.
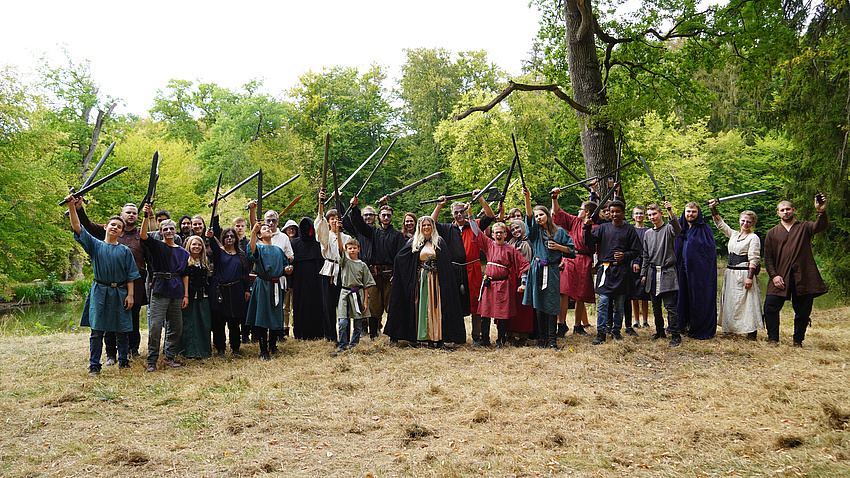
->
xmin=245 ymin=243 xmax=288 ymax=330
xmin=523 ymin=216 xmax=575 ymax=316
xmin=472 ymin=227 xmax=530 ymax=320
xmin=639 ymin=216 xmax=681 ymax=296
xmin=336 ymin=254 xmax=376 ymax=319
xmin=75 ymin=228 xmax=141 ymax=332
xmin=209 ymin=238 xmax=250 ymax=319
xmin=584 ymin=221 xmax=641 ymax=297
xmin=714 ymin=217 xmax=763 ymax=334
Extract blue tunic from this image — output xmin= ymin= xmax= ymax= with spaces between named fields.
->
xmin=522 ymin=216 xmax=575 ymax=316
xmin=75 ymin=228 xmax=141 ymax=332
xmin=245 ymin=243 xmax=289 ymax=330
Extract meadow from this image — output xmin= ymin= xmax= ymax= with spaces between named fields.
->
xmin=1 ymin=307 xmax=848 ymax=477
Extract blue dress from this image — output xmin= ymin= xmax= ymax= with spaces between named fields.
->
xmin=246 ymin=243 xmax=289 ymax=330
xmin=75 ymin=228 xmax=141 ymax=332
xmin=522 ymin=216 xmax=575 ymax=316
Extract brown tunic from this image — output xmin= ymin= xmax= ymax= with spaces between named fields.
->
xmin=763 ymin=213 xmax=828 ymax=298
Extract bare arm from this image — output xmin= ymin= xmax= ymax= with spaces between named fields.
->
xmin=550 ymin=188 xmax=561 ymax=214
xmin=249 ymin=221 xmax=261 ymax=255
xmin=140 ymin=204 xmax=152 ymax=240
xmin=247 ymin=200 xmax=257 ymax=228
xmin=523 ymin=186 xmax=532 ymax=218
xmin=65 ymin=195 xmax=82 ymax=235
xmin=124 ymin=281 xmax=134 ymax=310
xmin=477 ymin=191 xmax=495 ymax=218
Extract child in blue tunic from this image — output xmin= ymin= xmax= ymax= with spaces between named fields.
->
xmin=246 ymin=222 xmax=293 ymax=360
xmin=521 ymin=186 xmax=576 ymax=349
xmin=66 ymin=195 xmax=140 ymax=376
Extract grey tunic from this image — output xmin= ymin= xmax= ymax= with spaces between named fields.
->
xmin=640 ymin=216 xmax=682 ymax=295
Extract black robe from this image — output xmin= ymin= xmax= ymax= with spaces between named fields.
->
xmin=674 ymin=207 xmax=717 ymax=339
xmin=290 ymin=217 xmax=325 ymax=340
xmin=385 ymin=236 xmax=466 ymax=344
xmin=435 ymin=222 xmax=472 ymax=317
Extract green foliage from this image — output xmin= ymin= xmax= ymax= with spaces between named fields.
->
xmin=13 ymin=273 xmax=71 ymax=304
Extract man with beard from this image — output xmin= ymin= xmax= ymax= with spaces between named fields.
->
xmin=431 ymin=194 xmax=495 ymax=346
xmin=75 ymin=201 xmax=148 ymax=361
xmin=674 ymin=202 xmax=717 ymax=340
xmin=346 ymin=197 xmax=406 ymax=338
xmin=178 ymin=215 xmax=193 ymax=242
xmin=763 ymin=196 xmax=828 ymax=346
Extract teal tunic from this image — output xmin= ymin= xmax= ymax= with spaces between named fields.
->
xmin=246 ymin=243 xmax=288 ymax=330
xmin=75 ymin=228 xmax=141 ymax=332
xmin=522 ymin=216 xmax=575 ymax=316
xmin=336 ymin=254 xmax=376 ymax=319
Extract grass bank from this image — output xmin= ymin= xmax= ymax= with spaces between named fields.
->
xmin=1 ymin=308 xmax=849 ymax=477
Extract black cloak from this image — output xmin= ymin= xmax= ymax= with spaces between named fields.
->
xmin=436 ymin=222 xmax=472 ymax=317
xmin=290 ymin=217 xmax=326 ymax=340
xmin=385 ymin=235 xmax=466 ymax=344
xmin=674 ymin=207 xmax=717 ymax=339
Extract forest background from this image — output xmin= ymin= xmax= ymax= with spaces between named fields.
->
xmin=1 ymin=0 xmax=848 ymax=298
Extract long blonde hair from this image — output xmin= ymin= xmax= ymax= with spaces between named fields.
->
xmin=184 ymin=235 xmax=209 ymax=269
xmin=412 ymin=216 xmax=442 ymax=252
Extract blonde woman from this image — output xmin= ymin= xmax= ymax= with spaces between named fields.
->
xmin=385 ymin=215 xmax=466 ymax=345
xmin=176 ymin=235 xmax=213 ymax=359
xmin=708 ymin=199 xmax=764 ymax=339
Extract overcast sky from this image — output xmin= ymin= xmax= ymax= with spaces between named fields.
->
xmin=4 ymin=0 xmax=543 ymax=117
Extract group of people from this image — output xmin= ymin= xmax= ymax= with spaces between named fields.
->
xmin=66 ymin=171 xmax=829 ymax=375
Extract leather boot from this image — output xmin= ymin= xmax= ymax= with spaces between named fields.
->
xmin=556 ymin=322 xmax=568 ymax=338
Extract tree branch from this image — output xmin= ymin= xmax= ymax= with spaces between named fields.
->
xmin=454 ymin=81 xmax=591 ymax=121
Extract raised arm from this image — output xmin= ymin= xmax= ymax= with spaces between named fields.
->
xmin=140 ymin=204 xmax=152 ymax=240
xmin=550 ymin=188 xmax=561 ymax=215
xmin=247 ymin=200 xmax=257 ymax=228
xmin=249 ymin=221 xmax=261 ymax=255
xmin=65 ymin=194 xmax=82 ymax=235
xmin=523 ymin=185 xmax=532 ymax=218
xmin=476 ymin=190 xmax=495 ymax=219
xmin=431 ymin=196 xmax=446 ymax=222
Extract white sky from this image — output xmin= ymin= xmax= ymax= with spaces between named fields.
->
xmin=3 ymin=0 xmax=543 ymax=118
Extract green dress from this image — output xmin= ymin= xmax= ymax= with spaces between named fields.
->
xmin=177 ymin=263 xmax=212 ymax=358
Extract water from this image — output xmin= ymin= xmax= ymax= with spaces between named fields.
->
xmin=0 ymin=302 xmax=88 ymax=335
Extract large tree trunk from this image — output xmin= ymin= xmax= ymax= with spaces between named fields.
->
xmin=565 ymin=0 xmax=616 ymax=195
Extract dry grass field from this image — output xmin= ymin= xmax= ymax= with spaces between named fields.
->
xmin=1 ymin=307 xmax=849 ymax=478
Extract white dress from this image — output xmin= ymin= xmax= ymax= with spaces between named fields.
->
xmin=714 ymin=217 xmax=764 ymax=334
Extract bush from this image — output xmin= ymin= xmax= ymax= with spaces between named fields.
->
xmin=13 ymin=273 xmax=72 ymax=304
xmin=71 ymin=278 xmax=93 ymax=299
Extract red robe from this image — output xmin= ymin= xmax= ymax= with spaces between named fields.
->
xmin=553 ymin=209 xmax=596 ymax=303
xmin=457 ymin=221 xmax=484 ymax=315
xmin=472 ymin=233 xmax=530 ymax=320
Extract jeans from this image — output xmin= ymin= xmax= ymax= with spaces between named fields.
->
xmin=90 ymin=330 xmax=128 ymax=368
xmin=337 ymin=318 xmax=364 ymax=350
xmin=148 ymin=294 xmax=183 ymax=365
xmin=597 ymin=294 xmax=625 ymax=334
xmin=103 ymin=303 xmax=142 ymax=357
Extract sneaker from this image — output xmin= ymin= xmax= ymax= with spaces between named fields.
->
xmin=767 ymin=339 xmax=779 ymax=346
xmin=669 ymin=336 xmax=681 ymax=347
xmin=592 ymin=332 xmax=606 ymax=345
xmin=633 ymin=322 xmax=641 ymax=329
xmin=792 ymin=341 xmax=802 ymax=348
xmin=625 ymin=327 xmax=638 ymax=337
xmin=260 ymin=352 xmax=271 ymax=361
xmin=88 ymin=366 xmax=101 ymax=376
xmin=643 ymin=322 xmax=650 ymax=328
xmin=611 ymin=332 xmax=624 ymax=341
xmin=145 ymin=364 xmax=157 ymax=373
xmin=104 ymin=357 xmax=116 ymax=366
xmin=651 ymin=332 xmax=667 ymax=341
xmin=163 ymin=357 xmax=183 ymax=368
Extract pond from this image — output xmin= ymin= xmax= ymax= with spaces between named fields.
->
xmin=0 ymin=302 xmax=150 ymax=336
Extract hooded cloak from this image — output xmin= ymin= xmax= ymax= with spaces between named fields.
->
xmin=289 ymin=217 xmax=325 ymax=340
xmin=674 ymin=206 xmax=717 ymax=339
